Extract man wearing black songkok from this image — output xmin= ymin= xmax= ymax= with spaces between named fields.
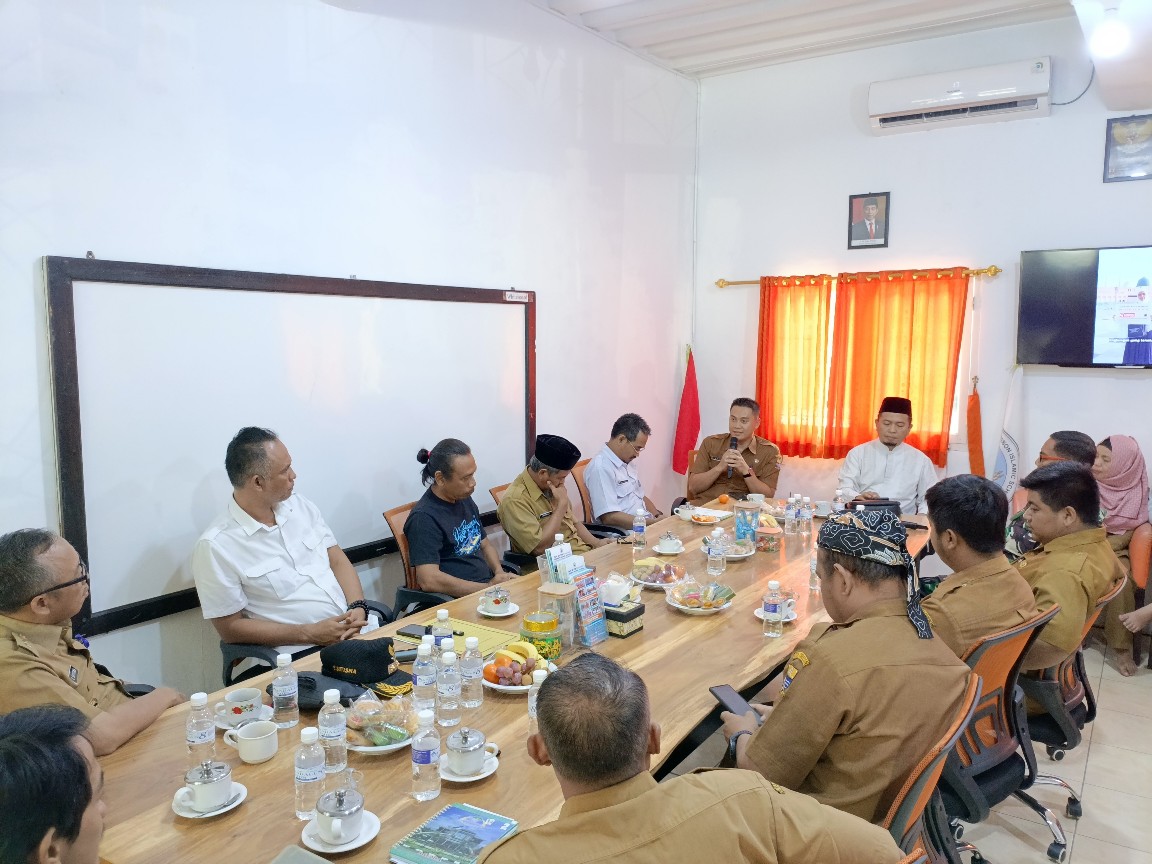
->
xmin=497 ymin=434 xmax=610 ymax=556
xmin=720 ymin=510 xmax=970 ymax=823
xmin=837 ymin=396 xmax=938 ymax=514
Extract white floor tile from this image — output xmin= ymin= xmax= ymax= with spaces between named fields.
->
xmin=1072 ymin=835 xmax=1152 ymax=864
xmin=1073 ymin=783 xmax=1152 ymax=851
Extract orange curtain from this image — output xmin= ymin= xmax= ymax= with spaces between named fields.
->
xmin=756 ymin=275 xmax=835 ymax=457
xmin=824 ymin=268 xmax=968 ymax=466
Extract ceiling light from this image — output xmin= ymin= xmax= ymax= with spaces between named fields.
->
xmin=1090 ymin=4 xmax=1130 ymax=58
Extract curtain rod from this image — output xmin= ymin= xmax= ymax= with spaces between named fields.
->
xmin=714 ymin=265 xmax=1002 ymax=288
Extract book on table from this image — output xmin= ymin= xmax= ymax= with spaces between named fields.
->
xmin=390 ymin=802 xmax=518 ymax=864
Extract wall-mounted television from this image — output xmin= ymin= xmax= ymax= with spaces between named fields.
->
xmin=1017 ymin=245 xmax=1152 ymax=367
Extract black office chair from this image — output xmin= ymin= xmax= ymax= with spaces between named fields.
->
xmin=219 ymin=599 xmax=393 ymax=686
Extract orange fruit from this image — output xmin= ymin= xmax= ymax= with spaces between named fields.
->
xmin=483 ymin=664 xmax=500 ymax=683
xmin=493 ymin=655 xmax=514 ymax=668
xmin=718 ymin=494 xmax=730 ymax=504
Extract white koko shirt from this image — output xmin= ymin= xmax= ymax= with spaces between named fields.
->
xmin=836 ymin=439 xmax=939 ymax=516
xmin=192 ymin=494 xmax=348 ymax=654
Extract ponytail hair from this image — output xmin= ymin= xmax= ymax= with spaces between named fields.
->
xmin=417 ymin=439 xmax=472 ymax=486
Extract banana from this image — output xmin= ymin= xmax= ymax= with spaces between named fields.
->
xmin=494 ymin=648 xmax=528 ymax=664
xmin=505 ymin=641 xmax=541 ymax=660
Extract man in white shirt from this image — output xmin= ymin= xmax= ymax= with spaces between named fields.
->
xmin=191 ymin=427 xmax=373 ymax=656
xmin=583 ymin=414 xmax=662 ymax=530
xmin=836 ymin=397 xmax=938 ymax=515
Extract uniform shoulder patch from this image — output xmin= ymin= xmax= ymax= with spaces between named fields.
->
xmin=770 ymin=782 xmax=787 ymax=794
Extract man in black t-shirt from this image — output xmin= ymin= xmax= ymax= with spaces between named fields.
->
xmin=404 ymin=439 xmax=513 ymax=597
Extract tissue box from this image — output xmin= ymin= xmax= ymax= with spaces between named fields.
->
xmin=604 ymin=600 xmax=645 ymax=638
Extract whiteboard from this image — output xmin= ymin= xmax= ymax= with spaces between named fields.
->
xmin=48 ymin=259 xmax=533 ymax=627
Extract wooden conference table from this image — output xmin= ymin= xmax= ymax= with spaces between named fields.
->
xmin=97 ymin=508 xmax=928 ymax=863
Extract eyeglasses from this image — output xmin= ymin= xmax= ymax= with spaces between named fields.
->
xmin=33 ymin=563 xmax=90 ymax=600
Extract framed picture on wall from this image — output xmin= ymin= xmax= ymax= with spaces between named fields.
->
xmin=1103 ymin=114 xmax=1152 ymax=183
xmin=847 ymin=192 xmax=890 ymax=249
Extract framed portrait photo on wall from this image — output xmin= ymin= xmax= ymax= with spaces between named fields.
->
xmin=847 ymin=192 xmax=890 ymax=249
xmin=1103 ymin=114 xmax=1152 ymax=183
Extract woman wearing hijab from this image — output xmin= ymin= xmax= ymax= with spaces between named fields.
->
xmin=1095 ymin=435 xmax=1151 ymax=676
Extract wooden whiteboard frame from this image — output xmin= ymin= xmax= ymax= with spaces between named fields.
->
xmin=44 ymin=256 xmax=536 ymax=635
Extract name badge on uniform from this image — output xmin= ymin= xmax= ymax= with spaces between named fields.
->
xmin=69 ymin=666 xmax=79 ymax=684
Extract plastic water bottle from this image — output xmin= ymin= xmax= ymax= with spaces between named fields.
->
xmin=436 ymin=651 xmax=462 ymax=727
xmin=783 ymin=496 xmax=798 ymax=535
xmin=527 ymin=669 xmax=548 ymax=736
xmin=762 ymin=580 xmax=783 ymax=638
xmin=272 ymin=653 xmax=299 ymax=729
xmin=809 ymin=546 xmax=821 ymax=592
xmin=421 ymin=634 xmax=435 ymax=652
xmin=460 ymin=636 xmax=484 ymax=710
xmin=411 ymin=709 xmax=441 ymax=801
xmin=833 ymin=489 xmax=848 ymax=513
xmin=431 ymin=610 xmax=452 ymax=659
xmin=412 ymin=644 xmax=437 ymax=714
xmin=318 ymin=689 xmax=347 ymax=774
xmin=632 ymin=509 xmax=647 ymax=567
xmin=185 ymin=692 xmax=216 ymax=769
xmin=706 ymin=527 xmax=727 ymax=577
xmin=799 ymin=497 xmax=813 ymax=541
xmin=293 ymin=727 xmax=325 ymax=820
xmin=436 ymin=637 xmax=455 ymax=671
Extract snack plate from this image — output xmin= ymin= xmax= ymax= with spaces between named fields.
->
xmin=348 ymin=734 xmax=412 ymax=754
xmin=482 ymin=662 xmax=558 ymax=693
xmin=630 ymin=574 xmax=676 ymax=589
xmin=700 ymin=545 xmax=756 ymax=561
xmin=666 ymin=596 xmax=732 ymax=616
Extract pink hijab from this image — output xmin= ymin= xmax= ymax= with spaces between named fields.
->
xmin=1097 ymin=435 xmax=1151 ymax=533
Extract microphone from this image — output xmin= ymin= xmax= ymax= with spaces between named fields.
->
xmin=727 ymin=436 xmax=738 ymax=478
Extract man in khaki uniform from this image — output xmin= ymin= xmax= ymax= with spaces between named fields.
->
xmin=722 ymin=510 xmax=970 ymax=823
xmin=0 ymin=529 xmax=184 ymax=755
xmin=1013 ymin=462 xmax=1126 ymax=671
xmin=922 ymin=475 xmax=1038 ymax=658
xmin=688 ymin=397 xmax=781 ymax=504
xmin=478 ymin=652 xmax=903 ymax=864
xmin=497 ymin=434 xmax=609 ymax=557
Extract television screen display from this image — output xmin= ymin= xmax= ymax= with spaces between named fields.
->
xmin=1017 ymin=245 xmax=1152 ymax=367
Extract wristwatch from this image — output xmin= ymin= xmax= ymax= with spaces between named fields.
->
xmin=742 ymin=471 xmax=753 ymax=478
xmin=728 ymin=729 xmax=753 ymax=762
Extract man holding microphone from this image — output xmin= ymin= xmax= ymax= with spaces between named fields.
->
xmin=688 ymin=398 xmax=782 ymax=504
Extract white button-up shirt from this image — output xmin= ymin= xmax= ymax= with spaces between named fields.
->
xmin=191 ymin=494 xmax=347 ymax=654
xmin=836 ymin=439 xmax=940 ymax=515
xmin=585 ymin=444 xmax=646 ymax=521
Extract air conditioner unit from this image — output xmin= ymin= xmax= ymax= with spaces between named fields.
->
xmin=868 ymin=57 xmax=1051 ymax=135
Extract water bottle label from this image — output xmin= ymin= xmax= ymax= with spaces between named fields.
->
xmin=763 ymin=602 xmax=781 ymax=617
xmin=273 ymin=681 xmax=297 ymax=698
xmin=186 ymin=726 xmax=214 ymax=746
xmin=295 ymin=765 xmax=324 ymax=783
xmin=319 ymin=721 xmax=346 ymax=739
xmin=634 ymin=524 xmax=645 ymax=534
xmin=415 ymin=674 xmax=436 ymax=687
xmin=438 ymin=683 xmax=461 ymax=697
xmin=461 ymin=668 xmax=481 ymax=680
xmin=412 ymin=745 xmax=439 ymax=766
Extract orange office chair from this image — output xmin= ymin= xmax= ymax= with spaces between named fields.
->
xmin=669 ymin=448 xmax=701 ymax=514
xmin=570 ymin=458 xmax=593 ymax=522
xmin=489 ymin=483 xmax=510 ymax=506
xmin=1126 ymin=522 xmax=1152 ymax=666
xmin=382 ymin=501 xmax=454 ymax=618
xmin=897 ymin=847 xmax=930 ymax=864
xmin=938 ymin=606 xmax=1063 ymax=862
xmin=881 ymin=674 xmax=981 ymax=862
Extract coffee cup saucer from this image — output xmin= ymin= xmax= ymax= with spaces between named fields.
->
xmin=653 ymin=543 xmax=683 ymax=556
xmin=215 ymin=703 xmax=273 ymax=731
xmin=171 ymin=782 xmax=247 ymax=819
xmin=440 ymin=754 xmax=500 ymax=783
xmin=302 ymin=810 xmax=381 ymax=853
xmin=477 ymin=601 xmax=519 ymax=619
xmin=753 ymin=608 xmax=798 ymax=624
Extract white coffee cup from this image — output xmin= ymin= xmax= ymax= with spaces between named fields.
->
xmin=214 ymin=687 xmax=262 ymax=727
xmin=176 ymin=761 xmax=233 ymax=813
xmin=656 ymin=537 xmax=683 ymax=554
xmin=747 ymin=493 xmax=765 ymax=504
xmin=223 ymin=719 xmax=278 ymax=763
xmin=445 ymin=740 xmax=500 ymax=777
xmin=815 ymin=500 xmax=832 ymax=516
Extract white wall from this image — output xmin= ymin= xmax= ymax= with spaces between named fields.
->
xmin=695 ymin=17 xmax=1152 ymax=494
xmin=0 ymin=0 xmax=696 ymax=694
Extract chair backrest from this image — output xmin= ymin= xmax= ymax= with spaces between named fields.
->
xmin=896 ymin=847 xmax=929 ymax=864
xmin=382 ymin=501 xmax=420 ymax=590
xmin=1130 ymin=522 xmax=1151 ymax=591
xmin=882 ymin=673 xmax=982 ymax=852
xmin=570 ymin=458 xmax=593 ymax=522
xmin=938 ymin=606 xmax=1061 ymax=823
xmin=1050 ymin=573 xmax=1127 ymax=712
xmin=685 ymin=449 xmax=699 ymax=499
xmin=489 ymin=482 xmax=511 ymax=506
xmin=1011 ymin=486 xmax=1028 ymax=514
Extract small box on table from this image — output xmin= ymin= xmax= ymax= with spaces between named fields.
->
xmin=603 ymin=600 xmax=645 ymax=638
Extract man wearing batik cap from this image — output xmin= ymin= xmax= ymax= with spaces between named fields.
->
xmin=837 ymin=396 xmax=939 ymax=515
xmin=721 ymin=510 xmax=970 ymax=823
xmin=497 ymin=435 xmax=610 ymax=556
